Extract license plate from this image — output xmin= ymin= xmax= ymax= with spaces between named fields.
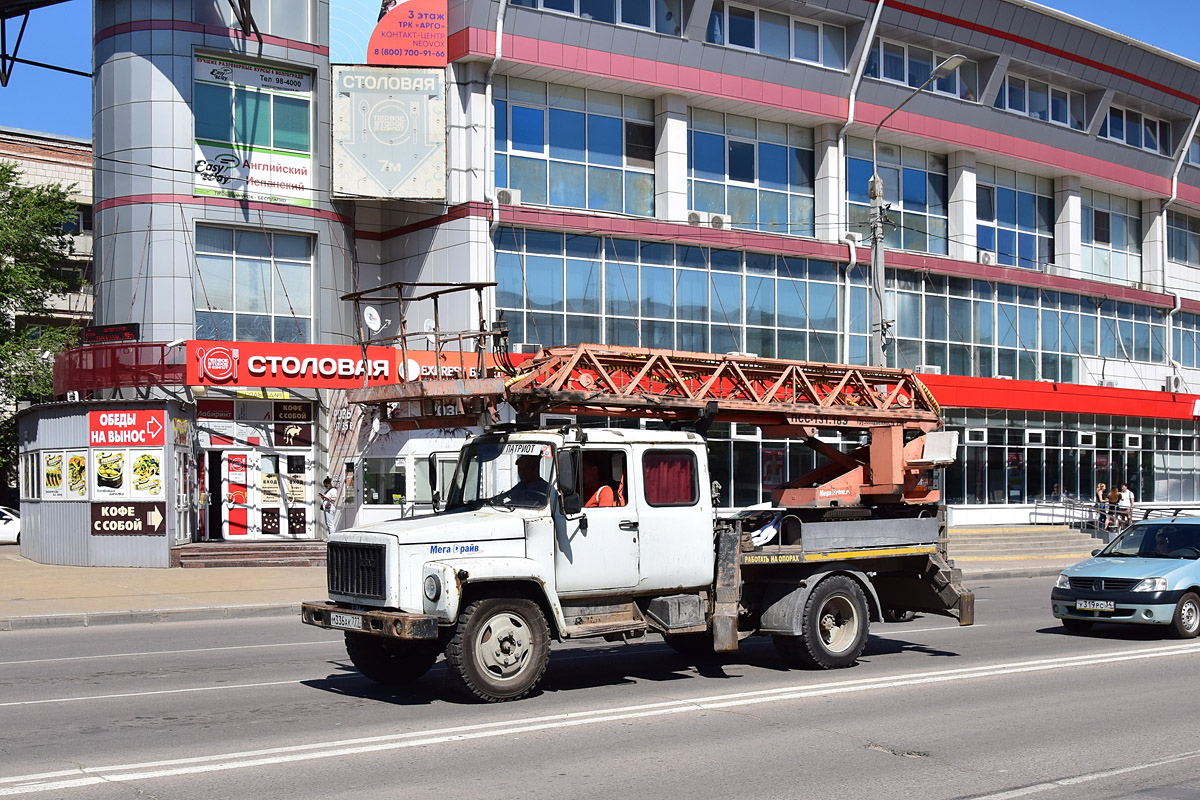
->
xmin=329 ymin=612 xmax=363 ymax=631
xmin=1076 ymin=599 xmax=1115 ymax=612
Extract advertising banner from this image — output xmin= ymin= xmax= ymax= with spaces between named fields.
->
xmin=332 ymin=66 xmax=446 ymax=200
xmin=90 ymin=503 xmax=167 ymax=536
xmin=331 ymin=0 xmax=448 ymax=67
xmin=93 ymin=449 xmax=128 ymax=499
xmin=89 ymin=410 xmax=166 ymax=447
xmin=65 ymin=451 xmax=88 ymax=499
xmin=41 ymin=452 xmax=65 ymax=500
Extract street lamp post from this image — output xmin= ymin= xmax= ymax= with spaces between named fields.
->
xmin=868 ymin=54 xmax=967 ymax=367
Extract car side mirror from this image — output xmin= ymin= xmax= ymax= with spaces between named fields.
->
xmin=557 ymin=448 xmax=582 ymax=516
xmin=1091 ymin=549 xmax=1100 ymax=556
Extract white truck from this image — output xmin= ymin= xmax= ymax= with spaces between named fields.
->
xmin=302 ymin=425 xmax=973 ymax=702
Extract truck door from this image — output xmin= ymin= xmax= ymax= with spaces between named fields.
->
xmin=635 ymin=447 xmax=715 ymax=592
xmin=555 ymin=448 xmax=639 ymax=593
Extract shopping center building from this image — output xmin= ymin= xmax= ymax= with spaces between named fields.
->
xmin=16 ymin=0 xmax=1200 ymax=563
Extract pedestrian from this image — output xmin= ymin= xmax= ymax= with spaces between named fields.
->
xmin=1118 ymin=482 xmax=1135 ymax=528
xmin=1094 ymin=482 xmax=1107 ymax=530
xmin=1106 ymin=484 xmax=1122 ymax=530
xmin=319 ymin=477 xmax=339 ymax=536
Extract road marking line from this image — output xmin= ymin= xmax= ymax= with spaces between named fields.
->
xmin=960 ymin=748 xmax=1200 ymax=799
xmin=0 ymin=640 xmax=341 ymax=668
xmin=0 ymin=640 xmax=1198 ymax=795
xmin=0 ymin=677 xmax=354 ymax=709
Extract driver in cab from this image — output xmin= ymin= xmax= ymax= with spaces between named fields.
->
xmin=501 ymin=454 xmax=551 ymax=506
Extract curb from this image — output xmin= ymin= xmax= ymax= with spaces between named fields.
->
xmin=959 ymin=566 xmax=1065 ymax=581
xmin=0 ymin=602 xmax=301 ymax=632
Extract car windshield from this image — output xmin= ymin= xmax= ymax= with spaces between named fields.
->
xmin=444 ymin=438 xmax=555 ymax=511
xmin=1099 ymin=523 xmax=1200 ymax=559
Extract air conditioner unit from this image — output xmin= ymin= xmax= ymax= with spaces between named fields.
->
xmin=708 ymin=213 xmax=728 ymax=230
xmin=687 ymin=210 xmax=704 ymax=226
xmin=994 ymin=374 xmax=1014 ymax=380
xmin=1099 ymin=379 xmax=1119 ymax=388
xmin=915 ymin=364 xmax=942 ymax=374
xmin=977 ymin=250 xmax=996 ymax=266
xmin=65 ymin=390 xmax=81 ymax=402
xmin=510 ymin=343 xmax=540 ymax=354
xmin=496 ymin=187 xmax=522 ymax=206
xmin=966 ymin=427 xmax=987 ymax=444
xmin=1026 ymin=429 xmax=1046 ymax=445
xmin=1165 ymin=375 xmax=1183 ymax=392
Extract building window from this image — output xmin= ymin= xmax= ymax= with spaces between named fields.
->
xmin=193 ymin=226 xmax=313 ymax=343
xmin=493 ymin=228 xmax=868 ymax=363
xmin=687 ymin=108 xmax=815 ymax=236
xmin=533 ymin=0 xmax=682 ymax=35
xmin=194 ymin=0 xmax=311 ymax=42
xmin=976 ymin=165 xmax=1054 ymax=270
xmin=192 ymin=55 xmax=314 ymax=208
xmin=60 ymin=204 xmax=93 ymax=234
xmin=362 ymin=458 xmax=406 ymax=505
xmin=863 ymin=39 xmax=978 ymax=101
xmin=1081 ymin=189 xmax=1142 ymax=285
xmin=993 ymin=73 xmax=1085 ymax=131
xmin=845 ymin=137 xmax=948 ymax=256
xmin=494 ymin=77 xmax=655 ymax=216
xmin=1168 ymin=210 xmax=1200 ymax=268
xmin=886 ymin=272 xmax=1164 ymax=380
xmin=1099 ymin=106 xmax=1171 ymax=155
xmin=706 ymin=5 xmax=845 ymax=70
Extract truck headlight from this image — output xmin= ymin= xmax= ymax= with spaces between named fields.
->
xmin=423 ymin=574 xmax=441 ymax=602
xmin=1055 ymin=574 xmax=1071 ymax=589
xmin=1131 ymin=577 xmax=1167 ymax=592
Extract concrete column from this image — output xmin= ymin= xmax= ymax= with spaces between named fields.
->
xmin=655 ymin=94 xmax=688 ymax=224
xmin=947 ymin=151 xmax=976 ymax=262
xmin=1053 ymin=176 xmax=1082 ymax=277
xmin=814 ymin=123 xmax=842 ymax=243
xmin=1141 ymin=197 xmax=1166 ymax=292
xmin=446 ymin=61 xmax=488 ymax=206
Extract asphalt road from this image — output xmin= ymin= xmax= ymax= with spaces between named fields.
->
xmin=1 ymin=576 xmax=1198 ymax=800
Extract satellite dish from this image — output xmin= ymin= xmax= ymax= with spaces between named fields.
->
xmin=363 ymin=306 xmax=383 ymax=333
xmin=371 ymin=414 xmax=383 ymax=435
xmin=423 ymin=319 xmax=436 ymax=346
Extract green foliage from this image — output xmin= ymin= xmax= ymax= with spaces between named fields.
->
xmin=0 ymin=160 xmax=80 ymax=496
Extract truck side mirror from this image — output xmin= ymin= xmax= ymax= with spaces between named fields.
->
xmin=557 ymin=448 xmax=581 ymax=515
xmin=427 ymin=455 xmax=440 ymax=512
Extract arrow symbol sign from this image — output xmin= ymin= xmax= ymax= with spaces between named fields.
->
xmin=147 ymin=506 xmax=164 ymax=531
xmin=146 ymin=415 xmax=163 ymax=439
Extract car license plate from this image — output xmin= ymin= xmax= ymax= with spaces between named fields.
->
xmin=1076 ymin=599 xmax=1115 ymax=612
xmin=329 ymin=612 xmax=363 ymax=631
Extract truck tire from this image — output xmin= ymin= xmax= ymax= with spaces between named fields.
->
xmin=773 ymin=575 xmax=869 ymax=670
xmin=445 ymin=597 xmax=551 ymax=702
xmin=1168 ymin=592 xmax=1200 ymax=639
xmin=344 ymin=632 xmax=440 ymax=685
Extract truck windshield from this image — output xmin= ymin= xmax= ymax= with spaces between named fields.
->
xmin=445 ymin=438 xmax=555 ymax=511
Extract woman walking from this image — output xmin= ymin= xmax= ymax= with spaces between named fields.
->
xmin=1094 ymin=482 xmax=1108 ymax=530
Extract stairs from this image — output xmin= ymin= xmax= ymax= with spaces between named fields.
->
xmin=948 ymin=525 xmax=1102 ymax=560
xmin=172 ymin=541 xmax=327 ymax=568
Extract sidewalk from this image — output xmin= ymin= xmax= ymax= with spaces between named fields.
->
xmin=0 ymin=543 xmax=1075 ymax=632
xmin=0 ymin=546 xmax=324 ymax=631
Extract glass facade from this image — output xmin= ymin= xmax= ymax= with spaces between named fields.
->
xmin=495 ymin=77 xmax=655 ymax=216
xmin=976 ymin=165 xmax=1055 ymax=270
xmin=193 ymin=226 xmax=313 ymax=343
xmin=1099 ymin=106 xmax=1171 ymax=156
xmin=687 ymin=109 xmax=816 ymax=235
xmin=846 ymin=137 xmax=948 ymax=256
xmin=994 ymin=74 xmax=1085 ymax=131
xmin=1081 ymin=189 xmax=1142 ymax=285
xmin=494 ymin=227 xmax=869 ymax=361
xmin=520 ymin=0 xmax=683 ymax=36
xmin=863 ymin=39 xmax=978 ymax=101
xmin=1167 ymin=210 xmax=1200 ymax=268
xmin=705 ymin=4 xmax=846 ymax=70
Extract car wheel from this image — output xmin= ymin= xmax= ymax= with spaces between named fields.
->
xmin=344 ymin=632 xmax=440 ymax=684
xmin=1061 ymin=618 xmax=1093 ymax=634
xmin=445 ymin=597 xmax=551 ymax=702
xmin=774 ymin=575 xmax=869 ymax=670
xmin=1169 ymin=592 xmax=1200 ymax=639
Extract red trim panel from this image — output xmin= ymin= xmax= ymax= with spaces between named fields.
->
xmin=921 ymin=374 xmax=1199 ymax=421
xmin=94 ymin=21 xmax=329 ymax=55
xmin=95 ymin=194 xmax=353 ymax=225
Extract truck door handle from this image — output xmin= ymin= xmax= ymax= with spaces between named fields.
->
xmin=619 ymin=520 xmax=639 ymax=531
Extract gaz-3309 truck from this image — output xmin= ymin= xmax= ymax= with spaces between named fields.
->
xmin=302 ymin=344 xmax=974 ymax=702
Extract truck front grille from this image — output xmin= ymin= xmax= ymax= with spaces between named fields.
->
xmin=327 ymin=542 xmax=386 ymax=600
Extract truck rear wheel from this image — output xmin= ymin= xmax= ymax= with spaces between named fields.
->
xmin=445 ymin=597 xmax=551 ymax=702
xmin=773 ymin=575 xmax=869 ymax=670
xmin=344 ymin=632 xmax=440 ymax=685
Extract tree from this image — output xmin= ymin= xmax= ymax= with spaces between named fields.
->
xmin=0 ymin=160 xmax=79 ymax=499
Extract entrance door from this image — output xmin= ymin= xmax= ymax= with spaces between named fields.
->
xmin=555 ymin=448 xmax=639 ymax=593
xmin=221 ymin=451 xmax=258 ymax=538
xmin=260 ymin=452 xmax=312 ymax=538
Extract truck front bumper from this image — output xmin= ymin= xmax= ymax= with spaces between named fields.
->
xmin=301 ymin=601 xmax=440 ymax=640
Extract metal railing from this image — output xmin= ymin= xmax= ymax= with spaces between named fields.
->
xmin=1031 ymin=500 xmax=1200 ymax=535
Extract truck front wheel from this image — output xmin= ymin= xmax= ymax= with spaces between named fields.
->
xmin=773 ymin=575 xmax=869 ymax=670
xmin=445 ymin=597 xmax=551 ymax=702
xmin=344 ymin=632 xmax=440 ymax=685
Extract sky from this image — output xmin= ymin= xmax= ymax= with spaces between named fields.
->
xmin=0 ymin=0 xmax=1197 ymax=140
